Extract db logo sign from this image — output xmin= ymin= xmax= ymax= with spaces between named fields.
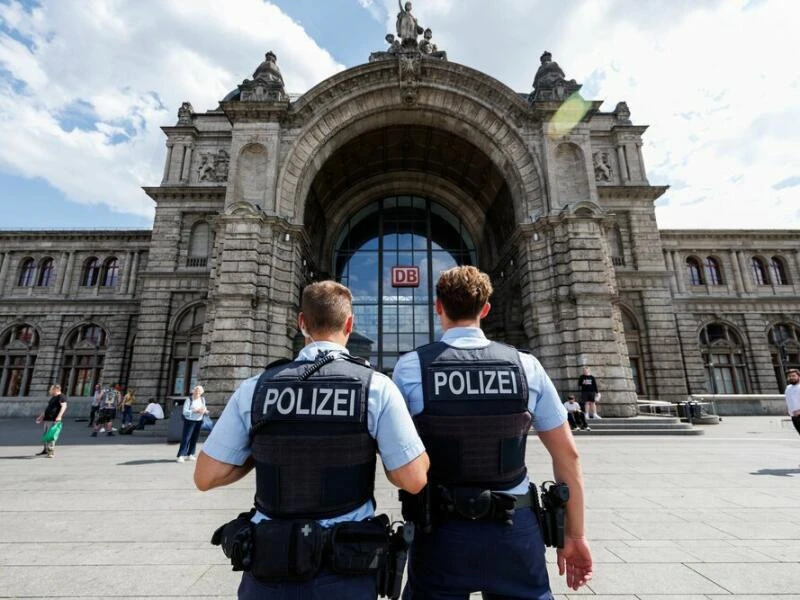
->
xmin=391 ymin=266 xmax=420 ymax=288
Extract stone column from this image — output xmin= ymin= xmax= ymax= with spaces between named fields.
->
xmin=0 ymin=252 xmax=8 ymax=296
xmin=180 ymin=144 xmax=193 ymax=183
xmin=736 ymin=251 xmax=754 ymax=292
xmin=791 ymin=250 xmax=800 ymax=294
xmin=127 ymin=251 xmax=140 ymax=295
xmin=742 ymin=314 xmax=776 ymax=393
xmin=616 ymin=145 xmax=629 ymax=183
xmin=636 ymin=142 xmax=647 ymax=183
xmin=162 ymin=142 xmax=174 ymax=183
xmin=120 ymin=251 xmax=133 ymax=295
xmin=61 ymin=251 xmax=75 ymax=296
xmin=672 ymin=251 xmax=686 ymax=293
xmin=730 ymin=249 xmax=744 ymax=294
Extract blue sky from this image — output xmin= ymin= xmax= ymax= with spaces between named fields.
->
xmin=0 ymin=0 xmax=798 ymax=230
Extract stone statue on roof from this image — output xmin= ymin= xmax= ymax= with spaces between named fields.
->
xmin=253 ymin=51 xmax=284 ymax=84
xmin=530 ymin=51 xmax=581 ymax=102
xmin=396 ymin=1 xmax=423 ymax=44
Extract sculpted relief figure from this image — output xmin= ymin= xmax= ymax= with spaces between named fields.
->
xmin=177 ymin=102 xmax=193 ymax=126
xmin=396 ymin=1 xmax=423 ymax=43
xmin=593 ymin=152 xmax=613 ymax=182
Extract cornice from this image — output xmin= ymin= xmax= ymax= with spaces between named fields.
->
xmin=0 ymin=230 xmax=152 ymax=243
xmin=142 ymin=186 xmax=227 ymax=202
xmin=597 ymin=185 xmax=669 ymax=200
xmin=660 ymin=229 xmax=800 ymax=241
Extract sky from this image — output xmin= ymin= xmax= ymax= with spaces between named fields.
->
xmin=0 ymin=0 xmax=798 ymax=231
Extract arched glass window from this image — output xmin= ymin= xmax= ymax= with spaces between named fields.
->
xmin=686 ymin=256 xmax=704 ymax=286
xmin=699 ymin=323 xmax=748 ymax=394
xmin=82 ymin=258 xmax=100 ymax=287
xmin=101 ymin=257 xmax=119 ymax=287
xmin=334 ymin=197 xmax=476 ymax=371
xmin=770 ymin=256 xmax=789 ymax=285
xmin=621 ymin=309 xmax=645 ymax=395
xmin=37 ymin=257 xmax=55 ymax=287
xmin=170 ymin=304 xmax=205 ymax=396
xmin=187 ymin=222 xmax=212 ymax=267
xmin=704 ymin=257 xmax=723 ymax=285
xmin=18 ymin=258 xmax=36 ymax=287
xmin=61 ymin=324 xmax=107 ymax=396
xmin=0 ymin=324 xmax=38 ymax=396
xmin=751 ymin=257 xmax=769 ymax=286
xmin=768 ymin=323 xmax=800 ymax=390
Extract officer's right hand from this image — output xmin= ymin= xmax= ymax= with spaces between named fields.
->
xmin=557 ymin=535 xmax=593 ymax=590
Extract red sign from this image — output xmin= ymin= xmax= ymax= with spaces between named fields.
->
xmin=391 ymin=266 xmax=420 ymax=288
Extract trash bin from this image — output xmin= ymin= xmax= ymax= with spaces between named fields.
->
xmin=167 ymin=399 xmax=184 ymax=443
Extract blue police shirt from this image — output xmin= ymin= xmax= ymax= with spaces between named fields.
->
xmin=202 ymin=341 xmax=426 ymax=526
xmin=392 ymin=327 xmax=567 ymax=495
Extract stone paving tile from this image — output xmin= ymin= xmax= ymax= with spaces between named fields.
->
xmin=581 ymin=563 xmax=729 ymax=595
xmin=688 ymin=563 xmax=800 ymax=595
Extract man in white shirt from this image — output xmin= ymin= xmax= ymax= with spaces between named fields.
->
xmin=565 ymin=394 xmax=590 ymax=431
xmin=135 ymin=400 xmax=165 ymax=431
xmin=785 ymin=368 xmax=800 ymax=436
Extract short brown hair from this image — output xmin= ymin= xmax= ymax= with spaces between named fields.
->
xmin=787 ymin=368 xmax=800 ymax=376
xmin=435 ymin=266 xmax=493 ymax=321
xmin=301 ymin=281 xmax=353 ymax=334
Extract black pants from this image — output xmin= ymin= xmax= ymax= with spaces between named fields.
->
xmin=792 ymin=415 xmax=800 ymax=436
xmin=567 ymin=411 xmax=588 ymax=429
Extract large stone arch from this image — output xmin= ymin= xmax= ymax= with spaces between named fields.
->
xmin=277 ymin=60 xmax=545 ymax=230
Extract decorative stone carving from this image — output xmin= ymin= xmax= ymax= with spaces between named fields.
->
xmin=419 ymin=28 xmax=447 ymax=60
xmin=370 ymin=5 xmax=446 ymax=63
xmin=197 ymin=149 xmax=230 ymax=183
xmin=593 ymin=151 xmax=613 ymax=182
xmin=614 ymin=101 xmax=632 ymax=124
xmin=398 ymin=53 xmax=421 ymax=104
xmin=177 ymin=102 xmax=193 ymax=125
xmin=529 ymin=51 xmax=582 ymax=102
xmin=239 ymin=51 xmax=287 ymax=103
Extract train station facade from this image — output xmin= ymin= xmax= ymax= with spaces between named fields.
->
xmin=1 ymin=33 xmax=798 ymax=416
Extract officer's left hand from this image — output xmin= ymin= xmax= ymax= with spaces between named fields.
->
xmin=557 ymin=535 xmax=593 ymax=590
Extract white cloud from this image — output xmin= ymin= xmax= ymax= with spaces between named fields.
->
xmin=0 ymin=0 xmax=344 ymax=220
xmin=368 ymin=0 xmax=800 ymax=229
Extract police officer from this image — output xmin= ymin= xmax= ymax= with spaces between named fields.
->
xmin=393 ymin=266 xmax=593 ymax=599
xmin=195 ymin=280 xmax=429 ymax=599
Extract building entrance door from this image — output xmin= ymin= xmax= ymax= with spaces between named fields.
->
xmin=334 ymin=196 xmax=476 ymax=372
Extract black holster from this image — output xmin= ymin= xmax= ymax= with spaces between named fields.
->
xmin=377 ymin=520 xmax=414 ymax=600
xmin=211 ymin=509 xmax=255 ymax=572
xmin=531 ymin=481 xmax=569 ymax=548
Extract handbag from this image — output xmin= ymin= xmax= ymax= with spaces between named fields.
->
xmin=41 ymin=421 xmax=63 ymax=443
xmin=201 ymin=413 xmax=215 ymax=432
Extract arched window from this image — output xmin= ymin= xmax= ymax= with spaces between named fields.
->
xmin=768 ymin=323 xmax=800 ymax=390
xmin=18 ymin=258 xmax=36 ymax=287
xmin=187 ymin=222 xmax=212 ymax=267
xmin=101 ymin=257 xmax=119 ymax=287
xmin=686 ymin=256 xmax=704 ymax=286
xmin=751 ymin=257 xmax=769 ymax=286
xmin=37 ymin=257 xmax=55 ymax=287
xmin=770 ymin=256 xmax=789 ymax=285
xmin=82 ymin=257 xmax=100 ymax=287
xmin=0 ymin=324 xmax=38 ymax=396
xmin=621 ymin=309 xmax=645 ymax=395
xmin=704 ymin=257 xmax=723 ymax=286
xmin=699 ymin=323 xmax=748 ymax=394
xmin=170 ymin=304 xmax=206 ymax=396
xmin=61 ymin=324 xmax=107 ymax=396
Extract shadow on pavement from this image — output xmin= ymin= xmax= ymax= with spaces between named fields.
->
xmin=749 ymin=467 xmax=800 ymax=477
xmin=117 ymin=459 xmax=180 ymax=466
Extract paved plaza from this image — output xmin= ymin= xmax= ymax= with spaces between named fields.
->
xmin=0 ymin=416 xmax=799 ymax=599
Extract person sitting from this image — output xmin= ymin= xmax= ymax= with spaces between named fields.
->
xmin=565 ymin=394 xmax=590 ymax=431
xmin=135 ymin=400 xmax=165 ymax=430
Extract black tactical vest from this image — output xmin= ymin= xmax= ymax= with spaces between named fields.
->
xmin=250 ymin=351 xmax=377 ymax=519
xmin=416 ymin=341 xmax=531 ymax=489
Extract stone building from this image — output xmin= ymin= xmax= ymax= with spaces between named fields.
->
xmin=1 ymin=25 xmax=798 ymax=417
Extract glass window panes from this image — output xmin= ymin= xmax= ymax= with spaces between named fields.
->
xmin=334 ymin=197 xmax=474 ymax=371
